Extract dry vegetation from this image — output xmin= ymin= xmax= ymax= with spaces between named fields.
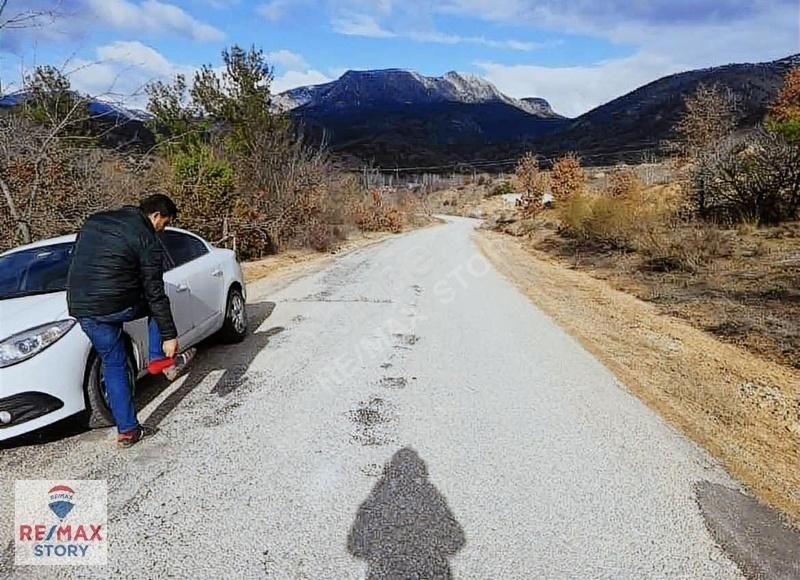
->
xmin=0 ymin=48 xmax=423 ymax=257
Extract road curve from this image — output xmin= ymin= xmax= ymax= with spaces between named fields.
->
xmin=1 ymin=217 xmax=745 ymax=578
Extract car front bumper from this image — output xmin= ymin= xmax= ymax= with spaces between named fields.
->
xmin=0 ymin=325 xmax=91 ymax=441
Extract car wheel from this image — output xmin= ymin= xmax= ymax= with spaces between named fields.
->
xmin=218 ymin=286 xmax=247 ymax=343
xmin=83 ymin=350 xmax=136 ymax=429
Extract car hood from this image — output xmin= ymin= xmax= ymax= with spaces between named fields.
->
xmin=0 ymin=292 xmax=70 ymax=339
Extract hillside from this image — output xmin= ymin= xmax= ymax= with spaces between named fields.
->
xmin=530 ymin=54 xmax=800 ymax=163
xmin=296 ymin=101 xmax=567 ymax=167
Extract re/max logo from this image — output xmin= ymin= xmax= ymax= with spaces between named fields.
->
xmin=18 ymin=524 xmax=104 ymax=542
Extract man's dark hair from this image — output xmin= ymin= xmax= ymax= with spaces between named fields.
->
xmin=139 ymin=193 xmax=178 ymax=218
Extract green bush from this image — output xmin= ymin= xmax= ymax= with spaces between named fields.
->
xmin=169 ymin=145 xmax=235 ymax=242
xmin=488 ymin=180 xmax=515 ymax=197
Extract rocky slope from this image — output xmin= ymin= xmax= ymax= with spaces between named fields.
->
xmin=274 ymin=69 xmax=562 ymax=118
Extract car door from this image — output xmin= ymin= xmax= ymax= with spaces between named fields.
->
xmin=159 ymin=230 xmax=224 ymax=341
xmin=158 ymin=234 xmax=193 ymax=341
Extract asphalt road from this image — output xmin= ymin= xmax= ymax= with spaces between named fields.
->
xmin=0 ymin=217 xmax=765 ymax=578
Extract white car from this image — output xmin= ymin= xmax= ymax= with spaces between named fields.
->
xmin=0 ymin=227 xmax=247 ymax=441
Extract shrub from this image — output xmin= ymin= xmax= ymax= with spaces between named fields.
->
xmin=558 ymin=191 xmax=596 ymax=239
xmin=355 ymin=190 xmax=405 ymax=233
xmin=607 ymin=165 xmax=642 ymax=198
xmin=488 ymin=180 xmax=515 ymax=197
xmin=674 ymin=83 xmax=738 ymax=158
xmin=515 ymin=152 xmax=548 ymax=216
xmin=0 ymin=114 xmax=160 ymax=251
xmin=692 ymin=129 xmax=800 ymax=224
xmin=146 ymin=44 xmax=335 ymax=259
xmin=636 ymin=224 xmax=732 ymax=273
xmin=767 ymin=67 xmax=800 ymax=143
xmin=550 ymin=154 xmax=585 ymax=201
xmin=168 ymin=145 xmax=235 ymax=243
xmin=557 ymin=184 xmax=682 ymax=249
xmin=294 ymin=219 xmax=344 ymax=252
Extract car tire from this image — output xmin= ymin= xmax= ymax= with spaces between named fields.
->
xmin=218 ymin=286 xmax=247 ymax=343
xmin=83 ymin=350 xmax=135 ymax=430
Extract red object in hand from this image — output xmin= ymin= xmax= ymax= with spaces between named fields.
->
xmin=147 ymin=357 xmax=175 ymax=375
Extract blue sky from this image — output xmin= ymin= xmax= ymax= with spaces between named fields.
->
xmin=0 ymin=0 xmax=798 ymax=116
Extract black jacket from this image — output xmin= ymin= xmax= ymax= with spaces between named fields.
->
xmin=67 ymin=206 xmax=178 ymax=340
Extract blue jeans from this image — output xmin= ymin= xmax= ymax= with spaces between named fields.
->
xmin=78 ymin=307 xmax=165 ymax=434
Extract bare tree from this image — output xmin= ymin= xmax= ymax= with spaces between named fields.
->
xmin=692 ymin=129 xmax=800 ymax=223
xmin=0 ymin=64 xmax=137 ymax=247
xmin=515 ymin=152 xmax=548 ymax=216
xmin=0 ymin=0 xmax=59 ymax=31
xmin=674 ymin=83 xmax=738 ymax=159
xmin=550 ymin=153 xmax=584 ymax=202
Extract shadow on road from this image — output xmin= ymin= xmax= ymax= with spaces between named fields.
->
xmin=138 ymin=301 xmax=282 ymax=428
xmin=347 ymin=447 xmax=466 ymax=579
xmin=1 ymin=301 xmax=280 ymax=449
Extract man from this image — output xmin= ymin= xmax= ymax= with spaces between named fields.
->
xmin=67 ymin=194 xmax=194 ymax=448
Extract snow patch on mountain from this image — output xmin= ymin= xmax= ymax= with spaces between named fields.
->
xmin=273 ymin=69 xmax=562 ymax=118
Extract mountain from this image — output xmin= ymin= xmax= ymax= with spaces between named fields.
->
xmin=520 ymin=97 xmax=559 ymax=118
xmin=530 ymin=54 xmax=800 ymax=163
xmin=275 ymin=69 xmax=563 ymax=118
xmin=0 ymin=92 xmax=154 ymax=150
xmin=279 ymin=69 xmax=567 ymax=166
xmin=281 ymin=56 xmax=797 ymax=167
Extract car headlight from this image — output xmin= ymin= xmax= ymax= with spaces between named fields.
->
xmin=0 ymin=320 xmax=76 ymax=368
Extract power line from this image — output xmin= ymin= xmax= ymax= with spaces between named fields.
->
xmin=361 ymin=143 xmax=664 ymax=174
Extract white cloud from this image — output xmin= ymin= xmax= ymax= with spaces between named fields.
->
xmin=257 ymin=0 xmax=303 ymax=22
xmin=475 ymin=52 xmax=685 ymax=117
xmin=85 ymin=0 xmax=225 ymax=42
xmin=96 ymin=41 xmax=183 ymax=76
xmin=326 ymin=4 xmax=543 ymax=49
xmin=61 ymin=42 xmax=331 ymax=105
xmin=471 ymin=1 xmax=799 ymax=117
xmin=332 ymin=13 xmax=396 ymax=38
xmin=263 ymin=48 xmax=332 ymax=93
xmin=271 ymin=69 xmax=332 ymax=93
xmin=267 ymin=49 xmax=309 ymax=70
xmin=66 ymin=42 xmax=194 ymax=107
xmin=411 ymin=30 xmax=543 ymax=51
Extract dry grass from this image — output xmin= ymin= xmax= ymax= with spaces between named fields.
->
xmin=557 ymin=184 xmax=683 ymax=248
xmin=528 ymin=202 xmax=800 ymax=370
xmin=476 ymin=229 xmax=800 ymax=525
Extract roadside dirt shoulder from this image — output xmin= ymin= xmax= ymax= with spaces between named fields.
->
xmin=475 ymin=229 xmax=800 ymax=524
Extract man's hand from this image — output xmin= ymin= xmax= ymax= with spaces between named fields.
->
xmin=163 ymin=338 xmax=179 ymax=359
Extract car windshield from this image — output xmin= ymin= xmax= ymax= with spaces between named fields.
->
xmin=0 ymin=242 xmax=75 ymax=300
